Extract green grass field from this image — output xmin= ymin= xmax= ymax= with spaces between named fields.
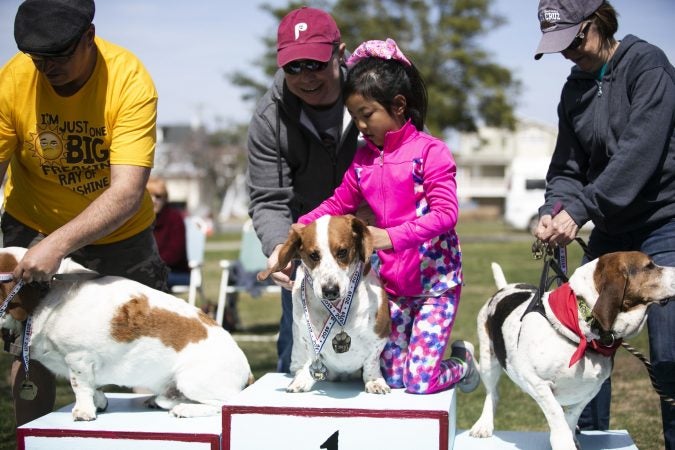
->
xmin=0 ymin=220 xmax=665 ymax=449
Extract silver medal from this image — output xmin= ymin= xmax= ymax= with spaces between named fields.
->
xmin=309 ymin=358 xmax=328 ymax=381
xmin=19 ymin=379 xmax=38 ymax=401
xmin=332 ymin=330 xmax=351 ymax=353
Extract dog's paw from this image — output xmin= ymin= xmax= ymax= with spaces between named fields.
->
xmin=549 ymin=428 xmax=579 ymax=450
xmin=469 ymin=418 xmax=494 ymax=438
xmin=71 ymin=404 xmax=97 ymax=421
xmin=365 ymin=378 xmax=391 ymax=394
xmin=286 ymin=373 xmax=314 ymax=393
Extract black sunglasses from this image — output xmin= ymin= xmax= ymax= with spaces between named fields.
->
xmin=282 ymin=44 xmax=339 ymax=75
xmin=283 ymin=59 xmax=330 ymax=75
xmin=566 ymin=22 xmax=592 ymax=52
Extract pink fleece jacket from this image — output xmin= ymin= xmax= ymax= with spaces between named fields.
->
xmin=299 ymin=121 xmax=462 ymax=297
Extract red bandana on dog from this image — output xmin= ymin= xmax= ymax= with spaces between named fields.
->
xmin=548 ymin=283 xmax=622 ymax=367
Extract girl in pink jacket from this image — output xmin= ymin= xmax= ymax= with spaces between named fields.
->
xmin=298 ymin=39 xmax=479 ymax=395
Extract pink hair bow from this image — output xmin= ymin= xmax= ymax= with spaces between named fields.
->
xmin=346 ymin=38 xmax=411 ymax=68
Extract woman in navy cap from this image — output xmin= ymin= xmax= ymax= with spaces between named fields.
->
xmin=533 ymin=1 xmax=675 ymax=447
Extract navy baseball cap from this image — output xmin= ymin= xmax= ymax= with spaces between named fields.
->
xmin=534 ymin=0 xmax=603 ymax=60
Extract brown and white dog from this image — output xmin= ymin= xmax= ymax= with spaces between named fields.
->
xmin=0 ymin=246 xmax=253 ymax=420
xmin=257 ymin=215 xmax=391 ymax=394
xmin=469 ymin=251 xmax=675 ymax=450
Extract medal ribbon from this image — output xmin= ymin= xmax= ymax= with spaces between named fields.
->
xmin=22 ymin=315 xmax=33 ymax=376
xmin=301 ymin=261 xmax=363 ymax=355
xmin=0 ymin=274 xmax=25 ymax=317
xmin=0 ymin=273 xmax=33 ymax=381
xmin=300 ymin=277 xmax=336 ymax=356
xmin=312 ymin=262 xmax=362 ymax=326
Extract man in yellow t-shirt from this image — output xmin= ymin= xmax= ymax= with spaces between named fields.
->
xmin=0 ymin=0 xmax=168 ymax=426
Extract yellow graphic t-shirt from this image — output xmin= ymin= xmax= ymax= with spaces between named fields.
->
xmin=0 ymin=37 xmax=157 ymax=244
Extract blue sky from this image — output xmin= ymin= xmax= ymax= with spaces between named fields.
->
xmin=1 ymin=0 xmax=673 ymax=131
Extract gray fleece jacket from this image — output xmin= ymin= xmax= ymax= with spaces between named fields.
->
xmin=246 ymin=67 xmax=360 ymax=256
xmin=540 ymin=34 xmax=675 ymax=234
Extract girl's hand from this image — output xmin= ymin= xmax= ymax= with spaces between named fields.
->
xmin=367 ymin=226 xmax=392 ymax=250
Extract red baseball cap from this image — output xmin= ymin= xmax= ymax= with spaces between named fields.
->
xmin=277 ymin=7 xmax=340 ymax=68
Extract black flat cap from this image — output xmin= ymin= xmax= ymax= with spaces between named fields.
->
xmin=14 ymin=0 xmax=95 ymax=55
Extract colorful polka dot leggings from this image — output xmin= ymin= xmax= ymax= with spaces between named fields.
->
xmin=380 ymin=285 xmax=464 ymax=394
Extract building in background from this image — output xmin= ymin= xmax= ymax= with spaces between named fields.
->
xmin=454 ymin=119 xmax=557 ymax=228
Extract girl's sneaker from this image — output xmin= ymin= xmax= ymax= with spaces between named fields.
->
xmin=450 ymin=340 xmax=480 ymax=393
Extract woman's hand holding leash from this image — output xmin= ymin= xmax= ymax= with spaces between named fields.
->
xmin=534 ymin=203 xmax=578 ymax=247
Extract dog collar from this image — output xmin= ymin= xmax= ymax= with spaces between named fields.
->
xmin=575 ymin=292 xmax=619 ymax=347
xmin=576 ymin=295 xmax=594 ymax=326
xmin=549 ymin=283 xmax=622 ymax=366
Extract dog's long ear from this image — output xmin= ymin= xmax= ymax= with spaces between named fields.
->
xmin=592 ymin=253 xmax=628 ymax=332
xmin=256 ymin=225 xmax=303 ymax=281
xmin=349 ymin=215 xmax=374 ymax=275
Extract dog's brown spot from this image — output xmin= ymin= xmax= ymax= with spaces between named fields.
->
xmin=374 ymin=289 xmax=391 ymax=338
xmin=328 ymin=216 xmax=358 ymax=270
xmin=327 ymin=215 xmax=373 ymax=273
xmin=0 ymin=252 xmax=17 ymax=273
xmin=111 ymin=295 xmax=208 ymax=351
xmin=296 ymin=221 xmax=321 ymax=270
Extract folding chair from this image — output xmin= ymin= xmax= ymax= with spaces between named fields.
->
xmin=171 ymin=216 xmax=207 ymax=306
xmin=215 ymin=219 xmax=280 ymax=327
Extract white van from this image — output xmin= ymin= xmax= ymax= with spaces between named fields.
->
xmin=504 ymin=156 xmax=550 ymax=233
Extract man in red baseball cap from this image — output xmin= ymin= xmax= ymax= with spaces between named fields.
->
xmin=247 ymin=7 xmax=365 ymax=373
xmin=276 ymin=7 xmax=341 ymax=68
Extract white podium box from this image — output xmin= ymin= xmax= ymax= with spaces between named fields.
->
xmin=454 ymin=429 xmax=638 ymax=450
xmin=222 ymin=372 xmax=457 ymax=450
xmin=17 ymin=393 xmax=222 ymax=450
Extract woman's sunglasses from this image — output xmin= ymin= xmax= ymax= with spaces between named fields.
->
xmin=566 ymin=22 xmax=592 ymax=52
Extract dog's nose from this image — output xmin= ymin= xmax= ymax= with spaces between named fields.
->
xmin=322 ymin=284 xmax=340 ymax=300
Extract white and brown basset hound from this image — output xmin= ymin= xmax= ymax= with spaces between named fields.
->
xmin=469 ymin=251 xmax=675 ymax=450
xmin=0 ymin=246 xmax=253 ymax=420
xmin=257 ymin=215 xmax=391 ymax=394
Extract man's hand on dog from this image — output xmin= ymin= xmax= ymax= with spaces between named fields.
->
xmin=267 ymin=243 xmax=294 ymax=290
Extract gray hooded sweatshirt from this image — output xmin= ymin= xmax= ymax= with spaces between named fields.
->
xmin=540 ymin=34 xmax=675 ymax=234
xmin=246 ymin=67 xmax=360 ymax=256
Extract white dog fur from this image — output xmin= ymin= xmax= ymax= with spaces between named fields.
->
xmin=469 ymin=251 xmax=675 ymax=450
xmin=0 ymin=246 xmax=253 ymax=420
xmin=257 ymin=215 xmax=391 ymax=394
